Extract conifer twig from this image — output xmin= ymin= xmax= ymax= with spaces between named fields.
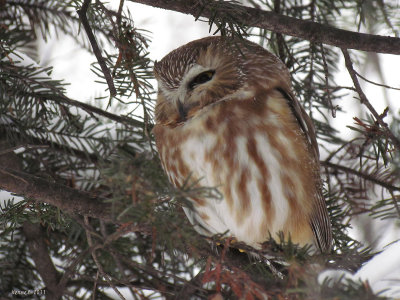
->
xmin=78 ymin=0 xmax=117 ymax=97
xmin=2 ymin=62 xmax=142 ymax=127
xmin=85 ymin=216 xmax=127 ymax=300
xmin=322 ymin=161 xmax=400 ymax=192
xmin=0 ymin=167 xmax=113 ymax=221
xmin=342 ymin=48 xmax=400 ymax=151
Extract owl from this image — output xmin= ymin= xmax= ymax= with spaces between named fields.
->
xmin=153 ymin=36 xmax=332 ymax=252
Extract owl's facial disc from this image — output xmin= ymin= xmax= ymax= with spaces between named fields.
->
xmin=154 ymin=40 xmax=244 ymax=125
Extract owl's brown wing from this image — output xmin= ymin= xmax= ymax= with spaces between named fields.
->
xmin=309 ymin=188 xmax=333 ymax=252
xmin=277 ymin=88 xmax=333 ymax=252
xmin=276 ymin=88 xmax=319 ymax=159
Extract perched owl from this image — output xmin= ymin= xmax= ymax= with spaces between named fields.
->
xmin=153 ymin=36 xmax=332 ymax=252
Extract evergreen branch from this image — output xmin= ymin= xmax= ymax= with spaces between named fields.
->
xmin=1 ymin=124 xmax=101 ymax=167
xmin=114 ymin=251 xmax=211 ymax=298
xmin=0 ymin=167 xmax=113 ymax=222
xmin=377 ymin=0 xmax=399 ymax=37
xmin=77 ymin=0 xmax=117 ymax=97
xmin=175 ymin=271 xmax=205 ymax=299
xmin=342 ymin=49 xmax=400 ymax=151
xmin=57 ymin=246 xmax=92 ymax=292
xmin=4 ymin=0 xmax=105 ymax=53
xmin=22 ymin=221 xmax=65 ymax=299
xmin=322 ymin=161 xmax=400 ymax=192
xmin=127 ymin=0 xmax=400 ymax=54
xmin=84 ymin=217 xmax=127 ymax=300
xmin=46 ymin=94 xmax=146 ymax=128
xmin=1 ymin=61 xmax=145 ymax=127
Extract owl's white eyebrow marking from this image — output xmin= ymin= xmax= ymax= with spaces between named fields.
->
xmin=180 ymin=64 xmax=210 ymax=88
xmin=156 ymin=46 xmax=200 ymax=90
xmin=158 ymin=64 xmax=212 ymax=105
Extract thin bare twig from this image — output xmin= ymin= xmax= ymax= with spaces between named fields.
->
xmin=85 ymin=216 xmax=127 ymax=300
xmin=354 ymin=69 xmax=400 ymax=91
xmin=78 ymin=0 xmax=117 ymax=97
xmin=92 ymin=270 xmax=100 ymax=300
xmin=0 ymin=168 xmax=28 ymax=185
xmin=342 ymin=48 xmax=400 ymax=150
xmin=324 ymin=138 xmax=360 ymax=163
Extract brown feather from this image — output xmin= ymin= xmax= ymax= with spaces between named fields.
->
xmin=153 ymin=36 xmax=332 ymax=252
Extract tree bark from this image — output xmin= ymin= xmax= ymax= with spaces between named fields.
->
xmin=128 ymin=0 xmax=400 ymax=55
xmin=0 ymin=167 xmax=113 ymax=222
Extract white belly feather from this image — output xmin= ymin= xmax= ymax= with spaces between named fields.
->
xmin=176 ymin=112 xmax=290 ymax=248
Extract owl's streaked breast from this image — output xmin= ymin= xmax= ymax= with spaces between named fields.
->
xmin=153 ymin=90 xmax=316 ymax=248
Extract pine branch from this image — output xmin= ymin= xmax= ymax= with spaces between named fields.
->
xmin=0 ymin=125 xmax=100 ymax=164
xmin=22 ymin=221 xmax=64 ymax=299
xmin=0 ymin=167 xmax=113 ymax=222
xmin=1 ymin=61 xmax=144 ymax=127
xmin=4 ymin=0 xmax=109 ymax=53
xmin=341 ymin=49 xmax=400 ymax=151
xmin=322 ymin=161 xmax=400 ymax=192
xmin=46 ymin=94 xmax=146 ymax=128
xmin=84 ymin=217 xmax=127 ymax=300
xmin=127 ymin=0 xmax=400 ymax=54
xmin=114 ymin=250 xmax=211 ymax=299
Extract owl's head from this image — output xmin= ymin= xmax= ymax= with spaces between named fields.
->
xmin=154 ymin=36 xmax=291 ymax=126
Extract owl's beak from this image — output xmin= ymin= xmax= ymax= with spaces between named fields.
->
xmin=177 ymin=101 xmax=187 ymax=122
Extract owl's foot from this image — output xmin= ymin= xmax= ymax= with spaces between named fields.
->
xmin=214 ymin=237 xmax=248 ymax=253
